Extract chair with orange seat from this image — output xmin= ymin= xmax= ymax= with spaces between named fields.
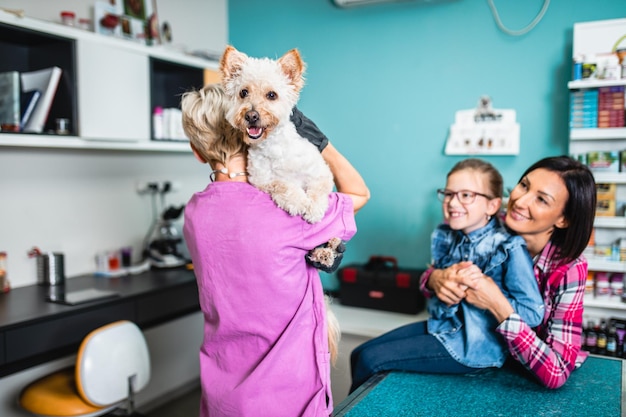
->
xmin=19 ymin=320 xmax=151 ymax=417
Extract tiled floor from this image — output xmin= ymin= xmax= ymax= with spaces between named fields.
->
xmin=145 ymin=385 xmax=201 ymax=417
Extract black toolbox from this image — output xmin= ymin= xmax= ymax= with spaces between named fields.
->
xmin=337 ymin=256 xmax=426 ymax=315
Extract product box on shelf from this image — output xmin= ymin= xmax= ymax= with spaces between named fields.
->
xmin=596 ymin=199 xmax=617 ymax=216
xmin=569 ymin=89 xmax=598 ymax=129
xmin=588 ymin=151 xmax=620 ymax=173
xmin=597 ymin=183 xmax=617 ymax=199
xmin=597 ymin=86 xmax=625 ymax=128
xmin=620 ymin=151 xmax=626 ymax=172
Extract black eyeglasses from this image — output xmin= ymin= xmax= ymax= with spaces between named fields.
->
xmin=437 ymin=189 xmax=493 ymax=204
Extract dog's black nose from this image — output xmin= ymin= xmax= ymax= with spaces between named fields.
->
xmin=245 ymin=110 xmax=259 ymax=125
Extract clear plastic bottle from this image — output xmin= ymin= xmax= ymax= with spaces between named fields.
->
xmin=153 ymin=106 xmax=164 ymax=140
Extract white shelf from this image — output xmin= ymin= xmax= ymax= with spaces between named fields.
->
xmin=595 ymin=217 xmax=626 ymax=228
xmin=0 ymin=10 xmax=215 ymax=153
xmin=587 ymin=258 xmax=626 ymax=273
xmin=584 ymin=294 xmax=626 ymax=310
xmin=0 ymin=134 xmax=191 ymax=152
xmin=0 ymin=11 xmax=217 ymax=70
xmin=568 ymin=79 xmax=626 ymax=89
xmin=592 ymin=173 xmax=626 ymax=184
xmin=570 ymin=128 xmax=626 ymax=141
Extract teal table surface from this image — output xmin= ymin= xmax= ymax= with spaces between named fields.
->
xmin=333 ymin=356 xmax=623 ymax=417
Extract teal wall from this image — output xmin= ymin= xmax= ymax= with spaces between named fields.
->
xmin=228 ymin=0 xmax=626 ymax=290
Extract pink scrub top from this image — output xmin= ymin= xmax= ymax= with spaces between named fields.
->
xmin=183 ymin=181 xmax=356 ymax=417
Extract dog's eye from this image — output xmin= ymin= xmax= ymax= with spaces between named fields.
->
xmin=239 ymin=89 xmax=248 ymax=98
xmin=266 ymin=91 xmax=277 ymax=100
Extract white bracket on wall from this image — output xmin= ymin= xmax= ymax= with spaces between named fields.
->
xmin=444 ymin=96 xmax=520 ymax=156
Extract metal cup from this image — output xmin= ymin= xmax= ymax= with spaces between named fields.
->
xmin=37 ymin=252 xmax=65 ymax=286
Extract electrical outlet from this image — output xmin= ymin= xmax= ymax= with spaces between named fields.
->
xmin=136 ymin=180 xmax=181 ymax=194
xmin=136 ymin=181 xmax=159 ymax=194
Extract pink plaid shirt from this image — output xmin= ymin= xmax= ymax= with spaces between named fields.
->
xmin=496 ymin=242 xmax=588 ymax=389
xmin=420 ymin=241 xmax=588 ymax=389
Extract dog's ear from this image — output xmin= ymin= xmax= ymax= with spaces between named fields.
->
xmin=220 ymin=45 xmax=247 ymax=81
xmin=278 ymin=49 xmax=306 ymax=92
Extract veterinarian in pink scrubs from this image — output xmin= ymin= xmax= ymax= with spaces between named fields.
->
xmin=181 ymin=86 xmax=370 ymax=417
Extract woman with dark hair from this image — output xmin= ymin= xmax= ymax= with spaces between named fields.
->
xmin=350 ymin=155 xmax=596 ymax=390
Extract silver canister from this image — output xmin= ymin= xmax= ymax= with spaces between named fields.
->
xmin=37 ymin=252 xmax=65 ymax=286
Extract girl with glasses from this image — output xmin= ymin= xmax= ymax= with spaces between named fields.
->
xmin=350 ymin=158 xmax=543 ymax=391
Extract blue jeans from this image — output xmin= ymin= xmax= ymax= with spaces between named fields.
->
xmin=350 ymin=321 xmax=477 ymax=393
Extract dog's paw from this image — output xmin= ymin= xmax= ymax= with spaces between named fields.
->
xmin=303 ymin=198 xmax=329 ymax=224
xmin=306 ymin=238 xmax=347 ymax=273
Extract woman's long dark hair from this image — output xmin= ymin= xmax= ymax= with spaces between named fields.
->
xmin=518 ymin=155 xmax=596 ymax=264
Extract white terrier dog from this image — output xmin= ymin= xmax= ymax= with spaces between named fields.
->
xmin=219 ymin=46 xmax=334 ymax=224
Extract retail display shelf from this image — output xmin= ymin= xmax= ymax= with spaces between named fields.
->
xmin=592 ymin=173 xmax=626 ymax=184
xmin=583 ymin=294 xmax=626 ymax=310
xmin=568 ymin=79 xmax=626 ymax=89
xmin=587 ymin=258 xmax=626 ymax=273
xmin=594 ymin=217 xmax=626 ymax=228
xmin=570 ymin=128 xmax=626 ymax=141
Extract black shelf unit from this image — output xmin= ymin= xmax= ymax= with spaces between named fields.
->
xmin=0 ymin=22 xmax=77 ymax=136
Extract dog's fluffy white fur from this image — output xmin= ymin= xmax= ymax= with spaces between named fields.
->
xmin=219 ymin=46 xmax=334 ymax=224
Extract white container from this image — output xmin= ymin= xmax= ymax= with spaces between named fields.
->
xmin=600 ymin=54 xmax=620 ymax=80
xmin=153 ymin=106 xmax=164 ymax=140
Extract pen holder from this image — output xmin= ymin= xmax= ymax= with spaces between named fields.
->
xmin=37 ymin=253 xmax=65 ymax=286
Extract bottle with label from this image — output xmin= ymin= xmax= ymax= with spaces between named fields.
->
xmin=596 ymin=320 xmax=608 ymax=356
xmin=617 ymin=327 xmax=626 ymax=358
xmin=595 ymin=272 xmax=611 ymax=299
xmin=573 ymin=54 xmax=583 ymax=81
xmin=153 ymin=106 xmax=164 ymax=140
xmin=606 ymin=326 xmax=617 ymax=357
xmin=585 ymin=320 xmax=597 ymax=353
xmin=582 ymin=54 xmax=597 ymax=79
xmin=611 ymin=273 xmax=624 ymax=300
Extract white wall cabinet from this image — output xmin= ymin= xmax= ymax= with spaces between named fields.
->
xmin=0 ymin=10 xmax=217 ymax=152
xmin=568 ymin=18 xmax=626 ymax=321
xmin=77 ymin=39 xmax=150 ymax=142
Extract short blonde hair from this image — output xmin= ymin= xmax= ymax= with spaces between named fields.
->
xmin=180 ymin=84 xmax=247 ymax=168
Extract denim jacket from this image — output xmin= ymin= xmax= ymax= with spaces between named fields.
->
xmin=427 ymin=217 xmax=544 ymax=368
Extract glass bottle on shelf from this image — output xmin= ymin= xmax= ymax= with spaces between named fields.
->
xmin=596 ymin=320 xmax=608 ymax=356
xmin=606 ymin=326 xmax=617 ymax=357
xmin=585 ymin=320 xmax=597 ymax=353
